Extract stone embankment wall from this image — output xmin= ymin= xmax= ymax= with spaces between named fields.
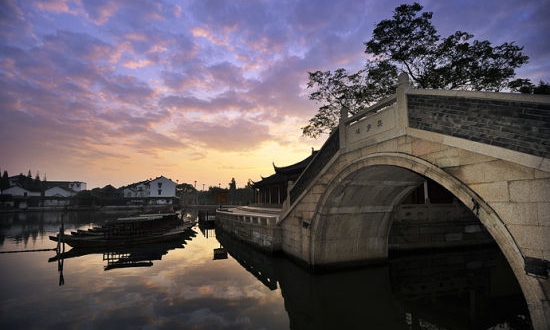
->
xmin=389 ymin=203 xmax=493 ymax=250
xmin=215 ymin=209 xmax=282 ymax=253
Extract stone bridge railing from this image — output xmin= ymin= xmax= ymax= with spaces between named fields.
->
xmin=287 ymin=74 xmax=550 ymax=209
xmin=287 ymin=81 xmax=406 ymax=207
xmin=345 ymin=94 xmax=397 ymax=125
xmin=407 ymin=92 xmax=550 ymax=158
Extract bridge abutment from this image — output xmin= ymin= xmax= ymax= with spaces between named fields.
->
xmin=279 ymin=136 xmax=550 ymax=329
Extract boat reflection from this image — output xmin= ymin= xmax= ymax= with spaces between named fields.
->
xmin=49 ymin=229 xmax=197 ymax=284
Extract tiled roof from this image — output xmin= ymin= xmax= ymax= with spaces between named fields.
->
xmin=253 ymin=150 xmax=318 ymax=188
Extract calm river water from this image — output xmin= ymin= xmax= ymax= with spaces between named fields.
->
xmin=0 ymin=211 xmax=532 ymax=329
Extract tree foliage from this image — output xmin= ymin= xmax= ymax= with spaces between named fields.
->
xmin=176 ymin=183 xmax=197 ymax=197
xmin=303 ymin=2 xmax=531 ymax=138
xmin=508 ymin=79 xmax=550 ymax=95
xmin=229 ymin=178 xmax=237 ymax=190
xmin=0 ymin=170 xmax=9 ymax=191
xmin=303 ymin=62 xmax=397 ymax=137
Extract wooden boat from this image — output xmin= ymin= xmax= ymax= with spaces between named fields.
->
xmin=49 ymin=230 xmax=197 ymax=271
xmin=49 ymin=213 xmax=195 ymax=248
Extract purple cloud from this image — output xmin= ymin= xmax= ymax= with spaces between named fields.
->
xmin=1 ymin=0 xmax=548 ymax=187
xmin=182 ymin=118 xmax=272 ymax=151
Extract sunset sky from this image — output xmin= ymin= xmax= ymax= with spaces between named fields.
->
xmin=1 ymin=0 xmax=549 ymax=189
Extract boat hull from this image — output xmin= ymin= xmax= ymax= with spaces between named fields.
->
xmin=50 ymin=224 xmax=194 ymax=248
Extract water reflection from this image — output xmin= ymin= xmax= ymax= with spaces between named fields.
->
xmin=48 ymin=230 xmax=197 ymax=287
xmin=1 ymin=211 xmax=290 ymax=329
xmin=216 ymin=228 xmax=532 ymax=330
xmin=389 ymin=248 xmax=531 ymax=329
xmin=0 ymin=210 xmax=137 ymax=250
xmin=217 ymin=229 xmax=404 ymax=329
xmin=0 ymin=211 xmax=533 ymax=329
xmin=216 ymin=229 xmax=279 ymax=291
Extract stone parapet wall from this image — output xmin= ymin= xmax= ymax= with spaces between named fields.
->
xmin=407 ymin=94 xmax=550 ymax=158
xmin=216 ymin=209 xmax=282 ymax=253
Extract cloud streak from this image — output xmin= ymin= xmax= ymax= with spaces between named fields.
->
xmin=1 ymin=0 xmax=548 ymax=188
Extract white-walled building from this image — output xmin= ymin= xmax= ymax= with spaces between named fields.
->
xmin=1 ymin=175 xmax=86 ymax=197
xmin=122 ymin=176 xmax=177 ymax=204
xmin=0 ymin=176 xmax=87 ymax=209
xmin=1 ymin=186 xmax=41 ymax=197
xmin=44 ymin=186 xmax=74 ymax=198
xmin=149 ymin=176 xmax=177 ymax=198
xmin=66 ymin=181 xmax=86 ymax=192
xmin=123 ymin=181 xmax=149 ymax=198
xmin=45 ymin=181 xmax=86 ymax=196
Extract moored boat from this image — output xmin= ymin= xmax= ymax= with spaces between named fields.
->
xmin=49 ymin=213 xmax=195 ymax=248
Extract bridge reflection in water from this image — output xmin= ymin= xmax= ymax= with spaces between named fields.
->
xmin=216 ymin=228 xmax=531 ymax=330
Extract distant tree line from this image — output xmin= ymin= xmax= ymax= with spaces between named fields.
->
xmin=0 ymin=168 xmax=46 ymax=192
xmin=71 ymin=178 xmax=255 ymax=207
xmin=177 ymin=178 xmax=254 ymax=206
xmin=1 ymin=167 xmax=255 ymax=207
xmin=72 ymin=185 xmax=124 ymax=207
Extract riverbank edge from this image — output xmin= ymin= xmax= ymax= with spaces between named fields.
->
xmin=0 ymin=204 xmax=173 ymax=213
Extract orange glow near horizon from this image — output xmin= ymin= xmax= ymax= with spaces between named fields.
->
xmin=2 ymin=1 xmax=547 ymax=190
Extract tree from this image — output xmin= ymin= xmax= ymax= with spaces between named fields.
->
xmin=1 ymin=170 xmax=9 ymax=191
xmin=33 ymin=171 xmax=43 ymax=191
xmin=533 ymin=81 xmax=550 ymax=94
xmin=508 ymin=79 xmax=550 ymax=94
xmin=304 ymin=63 xmax=397 ymax=137
xmin=303 ymin=2 xmax=530 ymax=138
xmin=177 ymin=183 xmax=198 ymax=205
xmin=177 ymin=183 xmax=196 ymax=194
xmin=176 ymin=183 xmax=197 ymax=199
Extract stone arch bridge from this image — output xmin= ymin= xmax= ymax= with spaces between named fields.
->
xmin=218 ymin=74 xmax=550 ymax=328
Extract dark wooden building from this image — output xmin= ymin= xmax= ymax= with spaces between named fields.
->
xmin=253 ymin=149 xmax=318 ymax=205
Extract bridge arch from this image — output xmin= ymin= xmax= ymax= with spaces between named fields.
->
xmin=309 ymin=152 xmax=545 ymax=325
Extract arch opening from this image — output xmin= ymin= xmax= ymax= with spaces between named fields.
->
xmin=312 ymin=165 xmax=497 ymax=266
xmin=388 ymin=177 xmax=493 ymax=252
xmin=310 ymin=157 xmax=536 ymax=327
xmin=385 ymin=175 xmax=531 ymax=328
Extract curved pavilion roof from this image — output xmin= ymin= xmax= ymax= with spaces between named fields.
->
xmin=253 ymin=149 xmax=318 ymax=188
